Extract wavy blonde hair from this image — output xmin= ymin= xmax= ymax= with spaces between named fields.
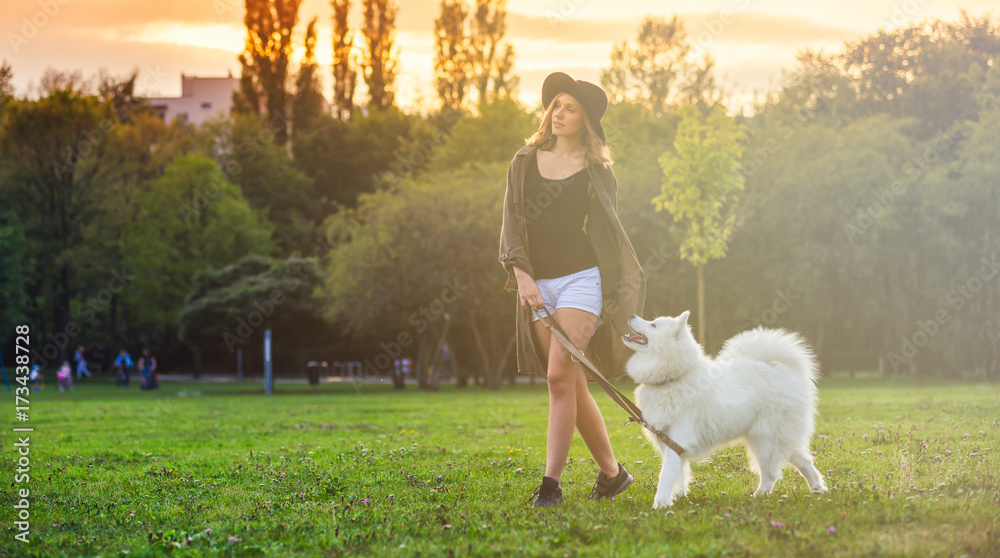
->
xmin=526 ymin=92 xmax=613 ymax=167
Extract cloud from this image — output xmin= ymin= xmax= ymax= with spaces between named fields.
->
xmin=502 ymin=11 xmax=860 ymax=48
xmin=696 ymin=12 xmax=863 ymax=46
xmin=505 ymin=13 xmax=639 ymax=43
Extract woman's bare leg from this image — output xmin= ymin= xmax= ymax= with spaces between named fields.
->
xmin=573 ymin=362 xmax=620 ymax=477
xmin=535 ymin=307 xmax=617 ymax=483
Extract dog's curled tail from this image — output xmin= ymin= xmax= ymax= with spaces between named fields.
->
xmin=717 ymin=327 xmax=819 ymax=382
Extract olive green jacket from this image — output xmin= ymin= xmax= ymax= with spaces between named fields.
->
xmin=498 ymin=142 xmax=646 ymax=379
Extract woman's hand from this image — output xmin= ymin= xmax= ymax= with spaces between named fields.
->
xmin=514 ymin=267 xmax=544 ymax=314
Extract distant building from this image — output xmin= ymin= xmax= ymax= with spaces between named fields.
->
xmin=147 ymin=73 xmax=240 ymax=126
xmin=146 ymin=71 xmax=333 ymax=129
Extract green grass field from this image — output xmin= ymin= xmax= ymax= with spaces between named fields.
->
xmin=2 ymin=376 xmax=998 ymax=557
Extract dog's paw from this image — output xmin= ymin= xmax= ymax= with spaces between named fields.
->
xmin=652 ymin=497 xmax=673 ymax=509
xmin=811 ymin=483 xmax=829 ymax=494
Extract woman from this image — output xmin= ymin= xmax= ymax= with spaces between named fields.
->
xmin=499 ymin=72 xmax=646 ymax=507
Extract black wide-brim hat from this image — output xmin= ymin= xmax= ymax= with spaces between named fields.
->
xmin=541 ymin=72 xmax=608 ymax=144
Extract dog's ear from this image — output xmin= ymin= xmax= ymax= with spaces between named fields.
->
xmin=674 ymin=311 xmax=690 ymax=339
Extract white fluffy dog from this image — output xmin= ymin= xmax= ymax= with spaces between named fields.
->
xmin=622 ymin=311 xmax=828 ymax=508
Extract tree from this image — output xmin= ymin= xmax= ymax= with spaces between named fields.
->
xmin=319 ymin=160 xmax=515 ymax=389
xmin=199 ymin=113 xmax=315 ymax=254
xmin=237 ymin=0 xmax=303 ymax=145
xmin=96 ymin=69 xmax=150 ymax=125
xmin=602 ymin=15 xmax=720 ymax=116
xmin=1 ymin=60 xmax=14 ymax=120
xmin=332 ymin=0 xmax=359 ymax=120
xmin=122 ymin=154 xmax=274 ymax=337
xmin=469 ymin=0 xmax=517 ymax=105
xmin=596 ymin=103 xmax=687 ymax=320
xmin=842 ymin=12 xmax=1000 ymax=135
xmin=763 ymin=49 xmax=860 ymax=126
xmin=433 ymin=0 xmax=471 ymax=112
xmin=0 ymin=86 xmax=112 ymax=363
xmin=293 ymin=17 xmax=325 ymax=137
xmin=0 ymin=62 xmax=14 ymax=333
xmin=0 ymin=60 xmax=11 ymax=95
xmin=362 ymin=0 xmax=399 ymax=111
xmin=653 ymin=103 xmax=747 ymax=345
xmin=928 ymin=66 xmax=1000 ymax=377
xmin=427 ymin=95 xmax=533 ymax=172
xmin=291 ymin=107 xmax=438 ymax=210
xmin=85 ymin=109 xmax=193 ymax=357
xmin=0 ymin=209 xmax=30 ymax=339
xmin=432 ymin=0 xmax=517 ymax=112
xmin=178 ymin=255 xmax=334 ymax=375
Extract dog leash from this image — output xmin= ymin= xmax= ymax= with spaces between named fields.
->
xmin=535 ymin=306 xmax=686 ymax=456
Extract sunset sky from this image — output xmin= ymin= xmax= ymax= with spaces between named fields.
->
xmin=2 ymin=0 xmax=995 ymax=113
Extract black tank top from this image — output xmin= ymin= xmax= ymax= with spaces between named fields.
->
xmin=524 ymin=153 xmax=599 ymax=280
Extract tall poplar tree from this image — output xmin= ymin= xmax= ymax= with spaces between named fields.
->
xmin=432 ymin=0 xmax=517 ymax=111
xmin=434 ymin=0 xmax=470 ymax=112
xmin=332 ymin=0 xmax=358 ymax=120
xmin=237 ymin=0 xmax=303 ymax=145
xmin=469 ymin=0 xmax=517 ymax=104
xmin=293 ymin=16 xmax=324 ymax=135
xmin=362 ymin=0 xmax=399 ymax=111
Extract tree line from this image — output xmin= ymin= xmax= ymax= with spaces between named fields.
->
xmin=0 ymin=7 xmax=997 ymax=386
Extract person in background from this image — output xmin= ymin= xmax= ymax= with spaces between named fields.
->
xmin=138 ymin=349 xmax=159 ymax=390
xmin=29 ymin=364 xmax=44 ymax=392
xmin=74 ymin=345 xmax=91 ymax=379
xmin=115 ymin=349 xmax=133 ymax=387
xmin=57 ymin=361 xmax=74 ymax=392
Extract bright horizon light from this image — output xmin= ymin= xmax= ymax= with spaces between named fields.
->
xmin=2 ymin=0 xmax=996 ymax=115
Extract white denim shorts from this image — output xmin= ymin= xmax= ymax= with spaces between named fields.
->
xmin=530 ymin=265 xmax=604 ymax=332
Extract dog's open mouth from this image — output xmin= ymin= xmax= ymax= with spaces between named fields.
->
xmin=622 ymin=331 xmax=647 ymax=345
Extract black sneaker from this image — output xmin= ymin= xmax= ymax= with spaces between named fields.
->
xmin=589 ymin=463 xmax=633 ymax=501
xmin=529 ymin=476 xmax=563 ymax=507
